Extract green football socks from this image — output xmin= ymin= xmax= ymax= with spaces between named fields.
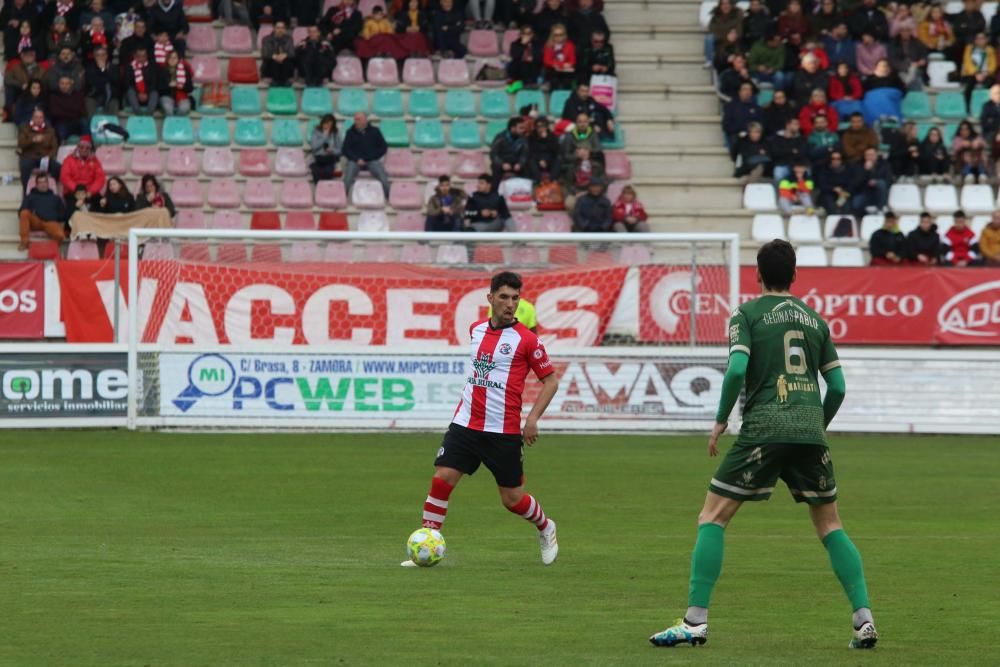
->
xmin=687 ymin=523 xmax=725 ymax=610
xmin=822 ymin=529 xmax=871 ymax=611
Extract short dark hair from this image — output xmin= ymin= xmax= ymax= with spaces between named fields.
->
xmin=478 ymin=173 xmax=491 ymax=182
xmin=438 ymin=174 xmax=450 ymax=183
xmin=757 ymin=240 xmax=796 ymax=291
xmin=507 ymin=117 xmax=521 ymax=130
xmin=490 ymin=271 xmax=522 ymax=293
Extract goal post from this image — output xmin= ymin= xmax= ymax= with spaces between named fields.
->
xmin=126 ymin=229 xmax=741 ymax=431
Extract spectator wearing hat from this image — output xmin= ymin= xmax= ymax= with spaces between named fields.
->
xmin=464 ymin=174 xmax=515 ymax=232
xmin=868 ymin=212 xmax=906 ymax=265
xmin=851 ymin=146 xmax=892 ymax=215
xmin=17 ymin=108 xmax=60 ymax=189
xmin=798 ymin=88 xmax=837 ymax=137
xmin=571 ymin=177 xmax=613 ymax=232
xmin=60 ymin=136 xmax=105 ymax=207
xmin=906 ymin=213 xmax=942 ymax=265
xmin=979 ymin=212 xmax=1000 ymax=265
xmin=18 ymin=172 xmax=66 ymax=250
xmin=424 ymin=175 xmax=467 ymax=232
xmin=4 ymin=47 xmax=45 ymax=117
xmin=48 ymin=75 xmax=87 ymax=141
xmin=841 ymin=112 xmax=879 ymax=163
xmin=945 ymin=210 xmax=977 ymax=266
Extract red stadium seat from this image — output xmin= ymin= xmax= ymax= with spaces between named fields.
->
xmin=472 ymin=244 xmax=504 ymax=264
xmin=250 ymin=211 xmax=282 ymax=230
xmin=285 ymin=211 xmax=317 ymax=230
xmin=238 ymin=149 xmax=270 ymax=176
xmin=187 ymin=23 xmax=217 ymax=53
xmin=227 ymin=57 xmax=260 ymax=84
xmin=318 ymin=212 xmax=349 ymax=231
xmin=66 ymin=240 xmax=99 ymax=260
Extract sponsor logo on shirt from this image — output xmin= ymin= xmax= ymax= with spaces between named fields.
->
xmin=468 ymin=352 xmax=503 ymax=389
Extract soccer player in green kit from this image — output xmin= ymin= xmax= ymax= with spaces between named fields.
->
xmin=650 ymin=240 xmax=877 ymax=650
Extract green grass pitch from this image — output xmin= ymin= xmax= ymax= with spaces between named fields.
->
xmin=1 ymin=431 xmax=997 ymax=666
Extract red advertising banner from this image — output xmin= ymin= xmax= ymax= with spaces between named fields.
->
xmin=55 ymin=260 xmax=629 ymax=346
xmin=0 ymin=262 xmax=44 ymax=339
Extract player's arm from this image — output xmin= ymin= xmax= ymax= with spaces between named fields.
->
xmin=819 ymin=331 xmax=845 ymax=429
xmin=523 ymin=372 xmax=559 ymax=446
xmin=708 ymin=351 xmax=749 ymax=456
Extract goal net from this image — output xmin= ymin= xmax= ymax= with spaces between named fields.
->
xmin=126 ymin=230 xmax=740 ymax=431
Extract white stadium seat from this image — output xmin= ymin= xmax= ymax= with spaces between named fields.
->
xmin=744 ymin=184 xmax=778 ymax=211
xmin=831 ymin=246 xmax=865 ymax=267
xmin=888 ymin=183 xmax=922 ymax=213
xmin=859 ymin=214 xmax=884 ymax=241
xmin=787 ymin=215 xmax=823 ymax=242
xmin=923 ymin=184 xmax=959 ymax=214
xmin=898 ymin=215 xmax=920 ymax=235
xmin=751 ymin=214 xmax=785 ymax=241
xmin=961 ymin=184 xmax=994 ymax=214
xmin=972 ymin=215 xmax=992 ymax=237
xmin=796 ymin=246 xmax=828 ymax=266
xmin=927 ymin=61 xmax=959 ymax=89
xmin=824 ymin=215 xmax=859 ymax=243
xmin=935 ymin=215 xmax=955 ymax=240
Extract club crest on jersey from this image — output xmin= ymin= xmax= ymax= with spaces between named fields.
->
xmin=498 ymin=343 xmax=512 ymax=355
xmin=533 ymin=348 xmax=544 ymax=359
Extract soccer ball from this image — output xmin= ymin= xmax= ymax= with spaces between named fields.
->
xmin=406 ymin=528 xmax=446 ymax=567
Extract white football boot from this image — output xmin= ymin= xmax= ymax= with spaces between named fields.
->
xmin=539 ymin=519 xmax=558 ymax=565
xmin=849 ymin=621 xmax=878 ymax=649
xmin=649 ymin=619 xmax=708 ymax=647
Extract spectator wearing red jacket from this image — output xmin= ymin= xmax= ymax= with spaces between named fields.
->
xmin=543 ymin=23 xmax=576 ymax=90
xmin=799 ymin=88 xmax=839 ymax=137
xmin=611 ymin=185 xmax=649 ymax=232
xmin=800 ymin=39 xmax=830 ymax=70
xmin=828 ymin=62 xmax=864 ymax=101
xmin=945 ymin=211 xmax=977 ymax=266
xmin=60 ymin=136 xmax=105 ymax=206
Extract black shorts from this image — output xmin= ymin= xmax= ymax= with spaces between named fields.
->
xmin=434 ymin=423 xmax=525 ymax=488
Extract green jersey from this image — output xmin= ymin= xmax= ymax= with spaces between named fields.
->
xmin=728 ymin=295 xmax=840 ymax=446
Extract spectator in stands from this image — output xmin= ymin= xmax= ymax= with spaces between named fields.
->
xmin=322 ymin=0 xmax=363 ymax=54
xmin=46 ymin=17 xmax=79 ymax=58
xmin=343 ymin=112 xmax=390 ymax=197
xmin=798 ymin=88 xmax=837 ymax=137
xmin=124 ymin=47 xmax=159 ymax=114
xmin=806 ymin=114 xmax=839 ymax=167
xmin=855 ymin=30 xmax=888 ymax=77
xmin=147 ymin=0 xmax=188 ymax=55
xmin=852 ymin=146 xmax=892 ymax=214
xmin=562 ymin=82 xmax=615 ymax=140
xmin=723 ymin=82 xmax=764 ymax=152
xmin=81 ymin=0 xmax=114 ymax=39
xmin=888 ymin=4 xmax=915 ymax=39
xmin=467 ymin=0 xmax=495 ymax=29
xmin=391 ymin=0 xmax=431 ymax=57
xmin=776 ymin=0 xmax=807 ymax=40
xmin=424 ymin=175 xmax=467 ymax=232
xmin=250 ymin=0 xmax=290 ymax=29
xmin=59 ymin=136 xmax=103 ymax=208
xmin=310 ymin=114 xmax=341 ymax=183
xmin=713 ymin=27 xmax=745 ymax=73
xmin=497 ymin=0 xmax=535 ymax=29
xmin=919 ymin=126 xmax=951 ymax=180
xmin=47 ymin=47 xmax=84 ymax=92
xmin=91 ymin=176 xmax=136 ymax=214
xmin=777 ymin=161 xmax=814 ymax=215
xmin=868 ymin=212 xmax=906 ymax=265
xmin=430 ymin=0 xmax=466 ymax=57
xmin=749 ymin=32 xmax=788 ymax=91
xmin=135 ymin=174 xmax=177 ymax=217
xmin=533 ymin=0 xmax=566 ymax=43
xmin=296 ymin=26 xmax=335 ymax=87
xmin=792 ymin=52 xmax=828 ymax=105
xmin=491 ymin=117 xmax=529 ymax=182
xmin=889 ymin=121 xmax=921 ymax=181
xmin=216 ymin=0 xmax=251 ymax=26
xmin=566 ymin=0 xmax=609 ymax=48
xmin=907 ymin=213 xmax=942 ymax=265
xmin=579 ymin=29 xmax=615 ymax=77
xmin=4 ymin=47 xmax=45 ymax=118
xmin=261 ymin=21 xmax=296 ymax=86
xmin=823 ymin=22 xmax=856 ymax=72
xmin=8 ymin=14 xmax=40 ymax=62
xmin=769 ymin=116 xmax=807 ymax=180
xmin=1 ymin=0 xmax=35 ymax=60
xmin=828 ymin=61 xmax=863 ymax=111
xmin=918 ymin=5 xmax=954 ymax=55
xmin=980 ymin=212 xmax=1000 ymax=265
xmin=80 ymin=16 xmax=110 ymax=61
xmin=152 ymin=29 xmax=175 ymax=67
xmin=561 ymin=145 xmax=605 ymax=209
xmin=508 ymin=24 xmax=543 ymax=87
xmin=18 ymin=173 xmax=66 ymax=250
xmin=17 ymin=108 xmax=59 ymax=190
xmin=810 ymin=0 xmax=840 ymax=38
xmin=13 ymin=80 xmax=45 ymax=127
xmin=527 ymin=116 xmax=561 ymax=182
xmin=848 ymin=0 xmax=888 ymax=41
xmin=465 ymin=174 xmax=516 ymax=231
xmin=961 ymin=32 xmax=995 ymax=108
xmin=742 ymin=0 xmax=771 ymax=50
xmin=357 ymin=6 xmax=396 ymax=56
xmin=863 ymin=58 xmax=905 ymax=92
xmin=841 ymin=112 xmax=878 ymax=162
xmin=950 ymin=0 xmax=985 ymax=59
xmin=817 ymin=150 xmax=853 ymax=214
xmin=952 ymin=120 xmax=988 ymax=183
xmin=945 ymin=210 xmax=976 ymax=266
xmin=543 ymin=22 xmax=576 ymax=89
xmin=559 ymin=112 xmax=603 ymax=165
xmin=571 ymin=177 xmax=612 ymax=232
xmin=84 ymin=46 xmax=118 ymax=116
xmin=707 ymin=0 xmax=744 ymax=68
xmin=888 ymin=22 xmax=929 ymax=91
xmin=980 ymin=83 xmax=1000 ymax=143
xmin=158 ymin=50 xmax=192 ymax=115
xmin=611 ymin=185 xmax=649 ymax=233
xmin=763 ymin=88 xmax=796 ymax=136
xmin=719 ymin=53 xmax=758 ymax=100
xmin=48 ymin=75 xmax=86 ymax=141
xmin=733 ymin=121 xmax=772 ymax=179
xmin=119 ymin=18 xmax=154 ymax=64
xmin=799 ymin=37 xmax=829 ymax=71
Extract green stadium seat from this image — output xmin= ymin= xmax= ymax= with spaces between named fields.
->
xmin=480 ymin=89 xmax=511 ymax=118
xmin=90 ymin=115 xmax=122 ymax=144
xmin=301 ymin=87 xmax=333 ymax=116
xmin=450 ymin=119 xmax=481 ymax=148
xmin=943 ymin=122 xmax=959 ymax=148
xmin=337 ymin=87 xmax=368 ymax=115
xmin=266 ymin=87 xmax=298 ymax=115
xmin=414 ymin=119 xmax=445 ymax=148
xmin=755 ymin=89 xmax=773 ymax=109
xmin=444 ymin=89 xmax=476 ymax=118
xmin=162 ymin=117 xmax=195 ymax=145
xmin=379 ymin=119 xmax=410 ymax=147
xmin=231 ymin=85 xmax=262 ymax=115
xmin=485 ymin=119 xmax=507 ymax=143
xmin=408 ymin=89 xmax=440 ymax=118
xmin=970 ymin=88 xmax=991 ymax=118
xmin=125 ymin=116 xmax=157 ymax=145
xmin=372 ymin=89 xmax=404 ymax=117
xmin=270 ymin=118 xmax=303 ymax=146
xmin=549 ymin=89 xmax=571 ymax=117
xmin=514 ymin=89 xmax=546 ymax=115
xmin=235 ymin=118 xmax=268 ymax=146
xmin=602 ymin=123 xmax=626 ymax=149
xmin=198 ymin=117 xmax=231 ymax=145
xmin=935 ymin=92 xmax=967 ymax=120
xmin=916 ymin=122 xmax=933 ymax=141
xmin=901 ymin=91 xmax=932 ymax=119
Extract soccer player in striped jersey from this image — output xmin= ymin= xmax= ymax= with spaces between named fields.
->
xmin=650 ymin=240 xmax=877 ymax=649
xmin=402 ymin=271 xmax=561 ymax=567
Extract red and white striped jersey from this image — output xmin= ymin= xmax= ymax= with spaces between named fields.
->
xmin=452 ymin=318 xmax=555 ymax=435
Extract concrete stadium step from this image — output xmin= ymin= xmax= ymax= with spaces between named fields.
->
xmin=629 ymin=151 xmax=731 ymax=177
xmin=605 ymin=4 xmax=702 ymax=28
xmin=627 ymin=118 xmax=722 ymax=147
xmin=614 ymin=35 xmax=703 ymax=57
xmin=618 ymin=86 xmax=720 ymax=115
xmin=615 ymin=61 xmax=713 ymax=86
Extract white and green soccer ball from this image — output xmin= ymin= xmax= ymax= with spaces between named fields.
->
xmin=406 ymin=528 xmax=446 ymax=567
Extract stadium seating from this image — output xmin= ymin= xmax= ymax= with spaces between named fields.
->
xmin=927 ymin=61 xmax=958 ymax=89
xmin=934 ymin=92 xmax=967 ymax=120
xmin=901 ymin=92 xmax=932 ymax=119
xmin=824 ymin=215 xmax=858 ymax=242
xmin=302 ymin=87 xmax=334 ymax=116
xmin=514 ymin=89 xmax=546 ymax=115
xmin=751 ymin=214 xmax=785 ymax=241
xmin=888 ymin=184 xmax=922 ymax=213
xmin=318 ymin=211 xmax=349 ymax=231
xmin=187 ymin=23 xmax=217 ymax=53
xmin=351 ymin=180 xmax=387 ymax=208
xmin=171 ymin=179 xmax=204 ymax=207
xmin=271 ymin=119 xmax=303 ymax=146
xmin=408 ymin=89 xmax=440 ymax=117
xmin=358 ymin=211 xmax=390 ymax=232
xmin=281 ymin=180 xmax=314 ymax=208
xmin=437 ymin=59 xmax=471 ymax=86
xmin=380 ymin=119 xmax=410 ymax=147
xmin=450 ymin=120 xmax=482 ymax=149
xmin=402 ymin=58 xmax=435 ymax=86
xmin=97 ymin=145 xmax=126 ymax=175
xmin=166 ymin=147 xmax=198 ymax=176
xmin=244 ymin=178 xmax=277 ymax=208
xmin=549 ymin=90 xmax=571 ymax=118
xmin=923 ymin=184 xmax=959 ymax=214
xmin=539 ymin=212 xmax=572 ymax=233
xmin=455 ymin=151 xmax=487 ymax=179
xmin=467 ymin=29 xmax=499 ymax=56
xmin=420 ymin=149 xmax=452 ymax=177
xmin=132 ymin=146 xmax=163 ymax=174
xmin=191 ymin=55 xmax=223 ymax=83
xmin=414 ymin=120 xmax=446 ymax=148
xmin=266 ymin=88 xmax=298 ymax=115
xmin=962 ymin=185 xmax=995 ymax=213
xmin=400 ymin=242 xmax=434 ymax=262
xmin=338 ymin=87 xmax=369 ymax=115
xmin=208 ymin=178 xmax=241 ymax=208
xmin=445 ymin=90 xmax=476 ymax=118
xmin=199 ymin=117 xmax=231 ymax=145
xmin=203 ymin=147 xmax=235 ymax=176
xmin=162 ymin=117 xmax=195 ymax=145
xmin=373 ymin=89 xmax=404 ymax=117
xmin=744 ymin=184 xmax=778 ymax=211
xmin=315 ymin=180 xmax=348 ymax=208
xmin=126 ymin=117 xmax=157 ymax=145
xmin=385 ymin=149 xmax=417 ymax=177
xmin=275 ymin=148 xmax=308 ymax=177
xmin=227 ymin=57 xmax=260 ymax=84
xmin=395 ymin=212 xmax=425 ymax=232
xmin=796 ymin=246 xmax=828 ymax=266
xmin=333 ymin=57 xmax=365 ymax=86
xmin=389 ymin=182 xmax=423 ymax=209
xmin=480 ymin=89 xmax=511 ymax=118
xmin=831 ymin=246 xmax=865 ymax=266
xmin=787 ymin=215 xmax=822 ymax=243
xmin=604 ymin=152 xmax=632 ymax=180
xmin=221 ymin=25 xmax=253 ymax=53
xmin=238 ymin=149 xmax=270 ymax=176
xmin=367 ymin=58 xmax=400 ymax=86
xmin=91 ymin=115 xmax=123 ymax=144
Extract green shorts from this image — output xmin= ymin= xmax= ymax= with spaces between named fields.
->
xmin=708 ymin=442 xmax=838 ymax=506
